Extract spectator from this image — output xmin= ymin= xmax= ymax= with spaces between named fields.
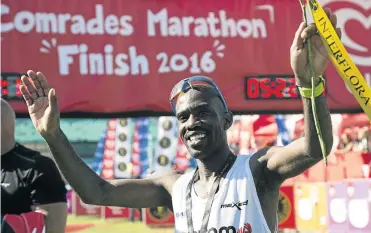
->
xmin=335 ymin=132 xmax=354 ymax=154
xmin=367 ymin=128 xmax=371 ymax=152
xmin=354 ymin=127 xmax=370 ymax=153
xmin=1 ymin=99 xmax=67 ymax=233
xmin=229 ymin=142 xmax=239 ymax=154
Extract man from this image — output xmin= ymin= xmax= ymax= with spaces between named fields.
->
xmin=1 ymin=99 xmax=68 ymax=233
xmin=19 ymin=9 xmax=340 ymax=233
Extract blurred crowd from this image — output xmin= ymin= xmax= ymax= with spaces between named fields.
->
xmin=336 ymin=126 xmax=371 ymax=154
xmin=227 ymin=126 xmax=371 ymax=156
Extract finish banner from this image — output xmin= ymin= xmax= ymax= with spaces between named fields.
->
xmin=1 ymin=0 xmax=370 ymax=114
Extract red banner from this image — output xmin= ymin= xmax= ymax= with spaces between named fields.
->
xmin=278 ymin=186 xmax=296 ymax=229
xmin=71 ymin=191 xmax=102 ymax=217
xmin=101 ymin=206 xmax=130 ymax=219
xmin=1 ymin=0 xmax=370 ymax=114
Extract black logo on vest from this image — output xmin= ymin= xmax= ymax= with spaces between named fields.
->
xmin=178 ymin=223 xmax=252 ymax=233
xmin=220 ymin=200 xmax=248 ymax=210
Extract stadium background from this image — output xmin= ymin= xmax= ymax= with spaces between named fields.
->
xmin=14 ymin=114 xmax=371 ymax=233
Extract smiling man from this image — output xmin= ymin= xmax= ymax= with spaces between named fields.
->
xmin=19 ymin=8 xmax=340 ymax=233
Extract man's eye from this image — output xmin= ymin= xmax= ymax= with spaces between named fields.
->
xmin=199 ymin=111 xmax=209 ymax=117
xmin=178 ymin=116 xmax=188 ymax=122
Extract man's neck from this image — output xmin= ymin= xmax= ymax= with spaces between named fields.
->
xmin=196 ymin=145 xmax=233 ymax=182
xmin=1 ymin=140 xmax=16 ymax=156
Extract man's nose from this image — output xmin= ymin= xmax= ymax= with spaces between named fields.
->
xmin=186 ymin=114 xmax=201 ymax=129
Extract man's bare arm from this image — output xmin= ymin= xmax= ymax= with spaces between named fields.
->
xmin=259 ymin=95 xmax=333 ymax=183
xmin=20 ymin=70 xmax=178 ymax=209
xmin=252 ymin=9 xmax=341 ymax=184
xmin=102 ymin=171 xmax=181 ymax=209
xmin=45 ymin=129 xmax=179 ymax=208
xmin=31 ymin=203 xmax=67 ymax=233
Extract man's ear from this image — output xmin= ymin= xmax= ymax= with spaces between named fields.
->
xmin=224 ymin=111 xmax=233 ymax=130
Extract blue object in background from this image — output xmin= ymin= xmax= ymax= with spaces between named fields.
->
xmin=137 ymin=118 xmax=150 ymax=178
xmin=275 ymin=115 xmax=291 ymax=146
xmin=91 ymin=130 xmax=106 ymax=175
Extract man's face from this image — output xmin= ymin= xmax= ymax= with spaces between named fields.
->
xmin=174 ymin=88 xmax=231 ymax=160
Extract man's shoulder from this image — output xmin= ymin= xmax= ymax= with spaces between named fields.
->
xmin=154 ymin=170 xmax=186 ymax=184
xmin=13 ymin=144 xmax=55 ymax=171
xmin=148 ymin=170 xmax=187 ymax=195
xmin=9 ymin=143 xmax=41 ymax=166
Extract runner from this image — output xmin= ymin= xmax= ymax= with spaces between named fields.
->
xmin=19 ymin=8 xmax=340 ymax=233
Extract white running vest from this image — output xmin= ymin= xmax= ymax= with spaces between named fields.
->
xmin=171 ymin=155 xmax=277 ymax=233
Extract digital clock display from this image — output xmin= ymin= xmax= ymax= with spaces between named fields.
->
xmin=1 ymin=73 xmax=23 ymax=101
xmin=244 ymin=74 xmax=326 ymax=100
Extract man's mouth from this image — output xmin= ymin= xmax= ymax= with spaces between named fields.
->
xmin=186 ymin=132 xmax=207 ymax=146
xmin=189 ymin=133 xmax=206 ymax=141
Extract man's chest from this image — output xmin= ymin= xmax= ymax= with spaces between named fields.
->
xmin=174 ymin=203 xmax=251 ymax=233
xmin=173 ymin=187 xmax=252 ymax=233
xmin=1 ymin=170 xmax=31 ymax=207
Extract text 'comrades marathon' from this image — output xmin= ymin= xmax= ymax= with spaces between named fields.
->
xmin=1 ymin=4 xmax=272 ymax=76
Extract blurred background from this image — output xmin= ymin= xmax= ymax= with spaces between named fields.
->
xmin=2 ymin=0 xmax=370 ymax=232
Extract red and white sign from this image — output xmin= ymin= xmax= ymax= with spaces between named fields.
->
xmin=1 ymin=0 xmax=370 ymax=114
xmin=71 ymin=191 xmax=102 ymax=217
xmin=101 ymin=206 xmax=130 ymax=219
xmin=278 ymin=186 xmax=296 ymax=229
xmin=101 ymin=120 xmax=115 ymax=180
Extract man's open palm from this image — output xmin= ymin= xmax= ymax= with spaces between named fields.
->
xmin=19 ymin=70 xmax=60 ymax=137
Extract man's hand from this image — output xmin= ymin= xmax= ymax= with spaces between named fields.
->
xmin=290 ymin=8 xmax=342 ymax=87
xmin=19 ymin=70 xmax=60 ymax=137
xmin=19 ymin=69 xmax=178 ymax=210
xmin=254 ymin=8 xmax=338 ymax=184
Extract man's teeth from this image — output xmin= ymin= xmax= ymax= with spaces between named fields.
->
xmin=190 ymin=134 xmax=206 ymax=141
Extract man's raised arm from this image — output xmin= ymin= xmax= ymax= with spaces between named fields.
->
xmin=255 ymin=8 xmax=340 ymax=183
xmin=19 ymin=70 xmax=178 ymax=209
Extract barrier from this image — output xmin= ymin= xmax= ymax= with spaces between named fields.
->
xmin=143 ymin=206 xmax=175 ymax=227
xmin=2 ymin=212 xmax=45 ymax=233
xmin=101 ymin=207 xmax=130 ymax=220
xmin=71 ymin=191 xmax=101 ymax=217
xmin=294 ymin=182 xmax=328 ymax=232
xmin=278 ymin=185 xmax=296 ymax=229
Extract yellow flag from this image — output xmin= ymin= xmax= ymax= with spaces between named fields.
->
xmin=308 ymin=0 xmax=371 ymax=120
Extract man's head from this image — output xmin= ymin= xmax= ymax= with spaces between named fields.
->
xmin=1 ymin=98 xmax=16 ymax=155
xmin=170 ymin=78 xmax=233 ymax=160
